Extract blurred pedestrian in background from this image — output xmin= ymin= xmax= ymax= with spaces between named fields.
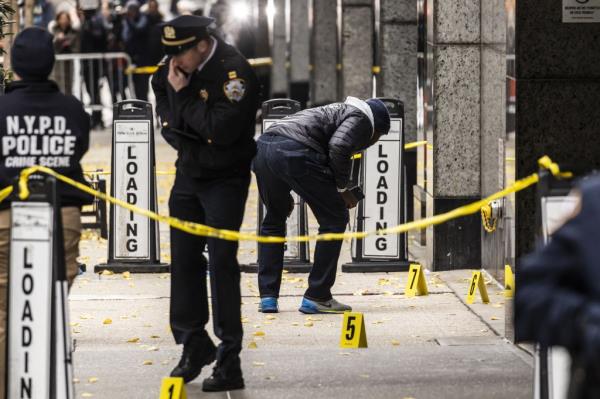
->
xmin=49 ymin=10 xmax=80 ymax=94
xmin=144 ymin=0 xmax=164 ymax=66
xmin=121 ymin=0 xmax=149 ymax=100
xmin=79 ymin=6 xmax=108 ymax=128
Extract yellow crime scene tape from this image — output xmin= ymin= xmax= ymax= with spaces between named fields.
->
xmin=126 ymin=57 xmax=274 ymax=75
xmin=0 ymin=156 xmax=570 ymax=243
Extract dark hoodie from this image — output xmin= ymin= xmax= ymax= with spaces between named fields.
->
xmin=0 ymin=80 xmax=93 ymax=210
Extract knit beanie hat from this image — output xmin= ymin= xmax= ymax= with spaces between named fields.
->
xmin=11 ymin=27 xmax=55 ymax=81
xmin=366 ymin=98 xmax=391 ymax=135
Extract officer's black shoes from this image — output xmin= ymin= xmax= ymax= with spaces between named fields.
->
xmin=202 ymin=366 xmax=245 ymax=392
xmin=170 ymin=340 xmax=217 ymax=383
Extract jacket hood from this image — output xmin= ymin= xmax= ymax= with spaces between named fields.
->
xmin=344 ymin=96 xmax=374 ymax=136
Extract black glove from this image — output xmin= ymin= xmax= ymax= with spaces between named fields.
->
xmin=340 ymin=186 xmax=364 ymax=209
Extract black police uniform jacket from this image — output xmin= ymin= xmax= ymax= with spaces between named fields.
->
xmin=151 ymin=37 xmax=259 ymax=179
xmin=265 ymin=101 xmax=375 ymax=190
xmin=516 ymin=176 xmax=600 ymax=397
xmin=0 ymin=80 xmax=92 ymax=210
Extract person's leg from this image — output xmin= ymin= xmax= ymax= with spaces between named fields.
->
xmin=168 ymin=175 xmax=212 ymax=347
xmin=61 ymin=207 xmax=82 ymax=288
xmin=196 ymin=175 xmax=249 ymax=390
xmin=282 ymin=150 xmax=349 ymax=302
xmin=0 ymin=210 xmax=9 ymax=399
xmin=168 ymin=174 xmax=216 ymax=383
xmin=254 ymin=136 xmax=293 ymax=299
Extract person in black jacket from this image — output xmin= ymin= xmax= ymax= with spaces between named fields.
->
xmin=122 ymin=0 xmax=150 ymax=100
xmin=0 ymin=27 xmax=92 ymax=396
xmin=79 ymin=8 xmax=108 ymax=129
xmin=253 ymin=97 xmax=390 ymax=314
xmin=151 ymin=15 xmax=258 ymax=392
xmin=516 ymin=175 xmax=600 ymax=398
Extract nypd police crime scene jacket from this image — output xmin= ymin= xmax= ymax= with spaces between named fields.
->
xmin=151 ymin=37 xmax=259 ymax=179
xmin=0 ymin=80 xmax=92 ymax=210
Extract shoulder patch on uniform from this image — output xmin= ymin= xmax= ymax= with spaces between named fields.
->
xmin=223 ymin=78 xmax=246 ymax=102
xmin=228 ymin=70 xmax=238 ymax=79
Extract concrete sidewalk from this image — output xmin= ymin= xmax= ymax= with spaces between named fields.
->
xmin=69 ymin=129 xmax=533 ymax=398
xmin=69 ymin=269 xmax=532 ymax=399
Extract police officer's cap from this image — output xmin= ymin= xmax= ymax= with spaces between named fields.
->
xmin=160 ymin=15 xmax=214 ymax=56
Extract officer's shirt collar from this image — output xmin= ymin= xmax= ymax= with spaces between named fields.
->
xmin=197 ymin=36 xmax=218 ymax=73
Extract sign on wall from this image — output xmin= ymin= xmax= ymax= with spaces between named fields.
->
xmin=563 ymin=0 xmax=600 ymax=23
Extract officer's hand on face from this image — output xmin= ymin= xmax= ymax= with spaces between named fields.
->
xmin=168 ymin=58 xmax=191 ymax=92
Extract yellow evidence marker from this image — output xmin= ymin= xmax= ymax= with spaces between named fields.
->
xmin=466 ymin=271 xmax=490 ymax=305
xmin=504 ymin=265 xmax=515 ymax=298
xmin=340 ymin=312 xmax=368 ymax=348
xmin=159 ymin=377 xmax=186 ymax=399
xmin=404 ymin=263 xmax=428 ymax=297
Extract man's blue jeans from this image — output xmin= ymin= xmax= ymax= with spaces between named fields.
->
xmin=253 ymin=133 xmax=349 ymax=301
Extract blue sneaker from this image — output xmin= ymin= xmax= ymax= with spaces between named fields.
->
xmin=299 ymin=297 xmax=352 ymax=314
xmin=258 ymin=297 xmax=279 ymax=313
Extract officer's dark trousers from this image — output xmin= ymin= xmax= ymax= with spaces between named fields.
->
xmin=254 ymin=133 xmax=349 ymax=301
xmin=169 ymin=172 xmax=249 ymax=363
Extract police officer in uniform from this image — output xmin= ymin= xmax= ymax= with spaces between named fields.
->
xmin=151 ymin=15 xmax=258 ymax=391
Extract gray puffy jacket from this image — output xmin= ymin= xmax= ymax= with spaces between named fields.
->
xmin=265 ymin=100 xmax=376 ymax=190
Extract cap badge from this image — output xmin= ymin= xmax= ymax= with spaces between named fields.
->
xmin=164 ymin=26 xmax=176 ymax=39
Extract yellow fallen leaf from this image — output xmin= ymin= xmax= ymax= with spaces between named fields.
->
xmin=241 ymin=317 xmax=250 ymax=323
xmin=142 ymin=360 xmax=153 ymax=365
xmin=150 ymin=335 xmax=160 ymax=339
xmin=127 ymin=337 xmax=140 ymax=343
xmin=122 ymin=271 xmax=131 ymax=279
xmin=248 ymin=341 xmax=258 ymax=349
xmin=360 ymin=374 xmax=370 ymax=378
xmin=391 ymin=340 xmax=400 ymax=346
xmin=82 ymin=393 xmax=93 ymax=398
xmin=147 ymin=346 xmax=159 ymax=352
xmin=490 ymin=316 xmax=500 ymax=321
xmin=378 ymin=278 xmax=391 ymax=286
xmin=265 ymin=315 xmax=277 ymax=320
xmin=304 ymin=321 xmax=314 ymax=327
xmin=306 ymin=316 xmax=322 ymax=321
xmin=291 ymin=322 xmax=299 ymax=326
xmin=252 ymin=361 xmax=265 ymax=367
xmin=79 ymin=314 xmax=93 ymax=320
xmin=73 ymin=378 xmax=80 ymax=384
xmin=101 ymin=270 xmax=114 ymax=276
xmin=69 ymin=322 xmax=80 ymax=327
xmin=102 ymin=318 xmax=112 ymax=325
xmin=88 ymin=377 xmax=99 ymax=383
xmin=492 ymin=303 xmax=503 ymax=308
xmin=338 ymin=352 xmax=351 ymax=356
xmin=253 ymin=331 xmax=265 ymax=337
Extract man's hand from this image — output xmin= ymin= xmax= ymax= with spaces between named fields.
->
xmin=168 ymin=58 xmax=191 ymax=92
xmin=340 ymin=186 xmax=364 ymax=209
xmin=340 ymin=190 xmax=359 ymax=209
